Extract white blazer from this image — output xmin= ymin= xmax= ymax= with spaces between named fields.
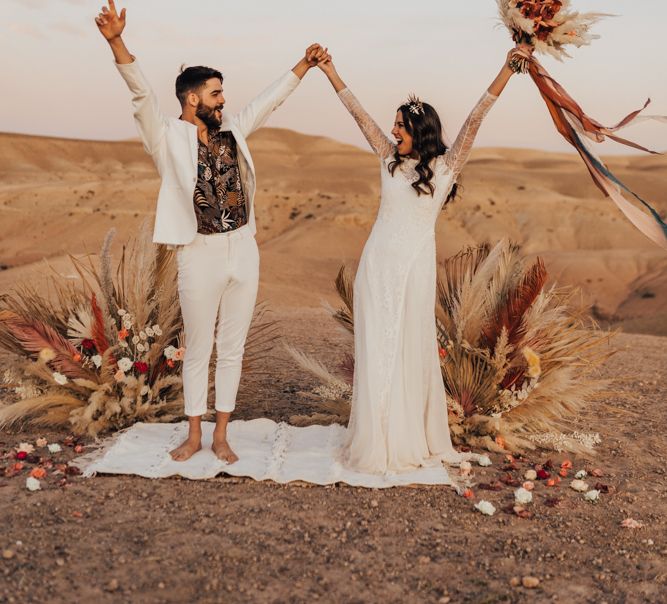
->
xmin=115 ymin=59 xmax=301 ymax=245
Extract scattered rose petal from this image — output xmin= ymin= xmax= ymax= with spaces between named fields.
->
xmin=47 ymin=443 xmax=62 ymax=454
xmin=474 ymin=500 xmax=496 ymax=516
xmin=500 ymin=473 xmax=521 ymax=487
xmin=591 ymin=468 xmax=604 ymax=477
xmin=544 ymin=497 xmax=562 ymax=507
xmin=575 ymin=470 xmax=587 ymax=479
xmin=30 ymin=468 xmax=47 ymax=479
xmin=560 ymin=459 xmax=573 ymax=470
xmin=522 ymin=481 xmax=535 ymax=491
xmin=72 ymin=511 xmax=84 ymax=519
xmin=17 ymin=443 xmax=35 ymax=454
xmin=74 ymin=445 xmax=84 ymax=454
xmin=513 ymin=505 xmax=533 ymax=519
xmin=477 ymin=455 xmax=492 ymax=467
xmin=25 ymin=477 xmax=41 ymax=491
xmin=594 ymin=482 xmax=614 ymax=494
xmin=514 ymin=487 xmax=533 ymax=505
xmin=621 ymin=518 xmax=643 ymax=529
xmin=462 ymin=489 xmax=475 ymax=500
xmin=584 ymin=489 xmax=600 ymax=502
xmin=536 ymin=469 xmax=551 ymax=480
xmin=559 ymin=469 xmax=569 ymax=478
xmin=16 ymin=451 xmax=28 ymax=461
xmin=524 ymin=469 xmax=537 ymax=481
xmin=478 ymin=481 xmax=504 ymax=491
xmin=570 ymin=479 xmax=589 ymax=492
xmin=35 ymin=438 xmax=48 ymax=448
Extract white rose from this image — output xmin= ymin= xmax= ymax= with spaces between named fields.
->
xmin=524 ymin=469 xmax=537 ymax=481
xmin=92 ymin=355 xmax=103 ymax=368
xmin=474 ymin=500 xmax=496 ymax=516
xmin=477 ymin=455 xmax=492 ymax=467
xmin=139 ymin=331 xmax=148 ymax=340
xmin=152 ymin=325 xmax=162 ymax=336
xmin=570 ymin=479 xmax=589 ymax=492
xmin=117 ymin=357 xmax=133 ymax=372
xmin=48 ymin=443 xmax=62 ymax=453
xmin=132 ymin=335 xmax=140 ymax=345
xmin=575 ymin=470 xmax=587 ymax=479
xmin=459 ymin=460 xmax=472 ymax=476
xmin=118 ymin=309 xmax=127 ymax=316
xmin=26 ymin=477 xmax=41 ymax=491
xmin=140 ymin=385 xmax=150 ymax=396
xmin=119 ymin=340 xmax=129 ymax=348
xmin=164 ymin=346 xmax=177 ymax=360
xmin=514 ymin=487 xmax=533 ymax=505
xmin=136 ymin=343 xmax=145 ymax=352
xmin=123 ymin=317 xmax=133 ymax=329
xmin=53 ymin=372 xmax=68 ymax=385
xmin=145 ymin=327 xmax=155 ymax=338
xmin=584 ymin=489 xmax=600 ymax=502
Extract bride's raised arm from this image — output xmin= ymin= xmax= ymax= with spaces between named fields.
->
xmin=445 ymin=47 xmax=531 ymax=179
xmin=318 ymin=58 xmax=395 ymax=160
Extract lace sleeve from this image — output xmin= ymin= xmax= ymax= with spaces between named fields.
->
xmin=445 ymin=91 xmax=498 ymax=179
xmin=338 ymin=88 xmax=395 ymax=160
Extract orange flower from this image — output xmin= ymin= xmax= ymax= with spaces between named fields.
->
xmin=462 ymin=489 xmax=475 ymax=500
xmin=167 ymin=359 xmax=175 ymax=368
xmin=30 ymin=467 xmax=47 ymax=479
xmin=546 ymin=478 xmax=557 ymax=487
xmin=559 ymin=469 xmax=569 ymax=478
xmin=73 ymin=353 xmax=82 ymax=362
xmin=118 ymin=328 xmax=129 ymax=340
xmin=560 ymin=459 xmax=573 ymax=469
xmin=438 ymin=347 xmax=447 ymax=359
xmin=495 ymin=436 xmax=507 ymax=449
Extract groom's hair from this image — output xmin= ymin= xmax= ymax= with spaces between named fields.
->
xmin=175 ymin=65 xmax=224 ymax=106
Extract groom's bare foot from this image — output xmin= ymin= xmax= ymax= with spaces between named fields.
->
xmin=212 ymin=433 xmax=238 ymax=464
xmin=170 ymin=436 xmax=202 ymax=461
xmin=170 ymin=416 xmax=203 ymax=461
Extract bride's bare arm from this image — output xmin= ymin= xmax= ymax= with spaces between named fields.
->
xmin=318 ymin=59 xmax=395 ymax=160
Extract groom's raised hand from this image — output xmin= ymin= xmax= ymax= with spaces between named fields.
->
xmin=95 ymin=0 xmax=126 ymax=40
xmin=95 ymin=0 xmax=133 ymax=64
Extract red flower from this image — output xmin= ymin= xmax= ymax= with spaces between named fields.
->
xmin=16 ymin=451 xmax=27 ymax=460
xmin=134 ymin=361 xmax=149 ymax=374
xmin=81 ymin=339 xmax=96 ymax=351
xmin=438 ymin=347 xmax=447 ymax=359
xmin=536 ymin=468 xmax=551 ymax=480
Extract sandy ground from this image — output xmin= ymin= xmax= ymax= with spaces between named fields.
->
xmin=1 ymin=129 xmax=666 ymax=602
xmin=1 ymin=309 xmax=666 ymax=604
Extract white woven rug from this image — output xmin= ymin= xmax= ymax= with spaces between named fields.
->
xmin=74 ymin=419 xmax=473 ymax=491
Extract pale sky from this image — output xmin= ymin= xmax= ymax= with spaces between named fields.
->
xmin=3 ymin=0 xmax=667 ymax=154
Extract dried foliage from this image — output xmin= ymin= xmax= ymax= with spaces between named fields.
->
xmin=0 ymin=225 xmax=278 ymax=436
xmin=290 ymin=240 xmax=617 ymax=454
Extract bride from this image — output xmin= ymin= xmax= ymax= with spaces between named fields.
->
xmin=317 ymin=46 xmax=531 ymax=474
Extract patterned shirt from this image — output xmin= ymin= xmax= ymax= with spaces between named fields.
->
xmin=194 ymin=130 xmax=248 ymax=234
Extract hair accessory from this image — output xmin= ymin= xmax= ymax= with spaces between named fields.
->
xmin=406 ymin=94 xmax=424 ymax=116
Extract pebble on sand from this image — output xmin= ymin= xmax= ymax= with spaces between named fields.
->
xmin=522 ymin=576 xmax=540 ymax=588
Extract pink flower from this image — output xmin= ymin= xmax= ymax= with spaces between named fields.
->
xmin=173 ymin=347 xmax=185 ymax=362
xmin=522 ymin=481 xmax=535 ymax=491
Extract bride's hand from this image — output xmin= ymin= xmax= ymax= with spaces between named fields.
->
xmin=317 ymin=54 xmax=336 ymax=76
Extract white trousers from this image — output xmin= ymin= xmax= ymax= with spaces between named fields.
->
xmin=176 ymin=225 xmax=259 ymax=417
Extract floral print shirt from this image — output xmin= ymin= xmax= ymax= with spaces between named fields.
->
xmin=194 ymin=130 xmax=248 ymax=234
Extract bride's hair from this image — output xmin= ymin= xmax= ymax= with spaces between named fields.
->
xmin=388 ymin=100 xmax=458 ymax=205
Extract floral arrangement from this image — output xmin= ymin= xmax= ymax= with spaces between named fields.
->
xmin=497 ymin=2 xmax=667 ymax=250
xmin=288 ymin=240 xmax=616 ymax=455
xmin=0 ymin=225 xmax=278 ymax=437
xmin=497 ymin=0 xmax=606 ymax=65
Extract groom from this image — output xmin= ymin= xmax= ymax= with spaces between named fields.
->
xmin=95 ymin=1 xmax=328 ymax=462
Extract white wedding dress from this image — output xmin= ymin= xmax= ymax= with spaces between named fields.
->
xmin=74 ymin=88 xmax=498 ymax=490
xmin=337 ymin=86 xmax=498 ymax=474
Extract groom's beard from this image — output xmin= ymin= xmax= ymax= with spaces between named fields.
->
xmin=196 ymin=102 xmax=224 ymax=130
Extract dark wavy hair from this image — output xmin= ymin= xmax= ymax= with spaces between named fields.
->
xmin=175 ymin=65 xmax=223 ymax=107
xmin=388 ymin=100 xmax=458 ymax=206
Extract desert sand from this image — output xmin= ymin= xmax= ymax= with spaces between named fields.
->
xmin=1 ymin=129 xmax=666 ymax=603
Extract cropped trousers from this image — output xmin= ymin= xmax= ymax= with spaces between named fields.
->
xmin=176 ymin=225 xmax=259 ymax=417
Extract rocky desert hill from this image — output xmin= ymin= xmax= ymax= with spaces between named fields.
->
xmin=0 ymin=129 xmax=666 ymax=334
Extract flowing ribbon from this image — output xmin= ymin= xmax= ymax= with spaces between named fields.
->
xmin=526 ymin=57 xmax=667 ymax=250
